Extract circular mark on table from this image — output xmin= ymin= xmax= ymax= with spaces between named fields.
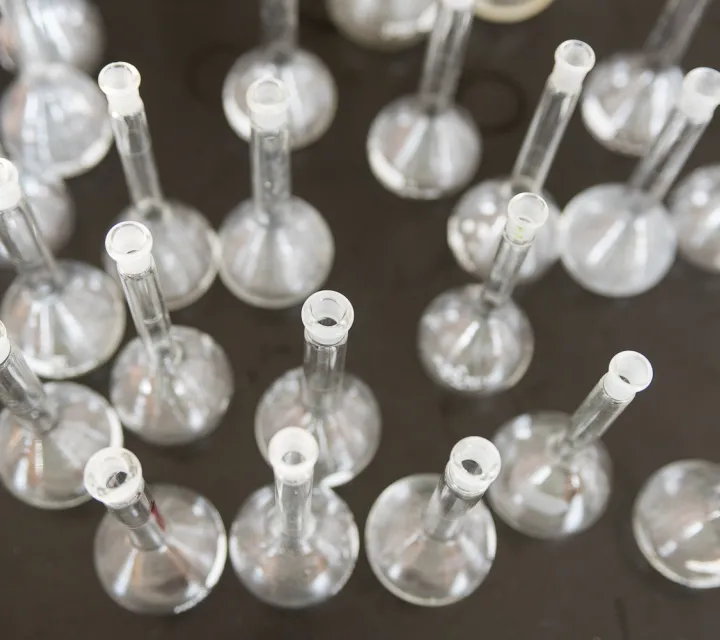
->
xmin=460 ymin=69 xmax=527 ymax=135
xmin=184 ymin=43 xmax=242 ymax=107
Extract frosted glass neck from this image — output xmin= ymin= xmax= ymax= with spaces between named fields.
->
xmin=262 ymin=0 xmax=298 ymax=61
xmin=643 ymin=0 xmax=711 ymax=67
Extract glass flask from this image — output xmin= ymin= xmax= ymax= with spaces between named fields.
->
xmin=562 ymin=67 xmax=720 ymax=298
xmin=106 ymin=222 xmax=234 ymax=446
xmin=0 ymin=141 xmax=74 ymax=266
xmin=255 ymin=290 xmax=381 ymax=487
xmin=489 ymin=351 xmax=653 ymax=539
xmin=325 ymin=0 xmax=436 ymax=52
xmin=474 ymin=0 xmax=556 ymax=22
xmin=0 ymin=0 xmax=104 ymax=72
xmin=366 ymin=0 xmax=481 ymax=200
xmin=448 ymin=40 xmax=595 ymax=284
xmin=222 ymin=0 xmax=337 ymax=149
xmin=219 ymin=77 xmax=334 ymax=308
xmin=419 ymin=192 xmax=548 ymax=394
xmin=0 ymin=0 xmax=112 ymax=177
xmin=582 ymin=0 xmax=712 ymax=156
xmin=230 ymin=427 xmax=359 ymax=607
xmin=0 ymin=321 xmax=122 ymax=509
xmin=98 ymin=62 xmax=219 ymax=311
xmin=633 ymin=459 xmax=720 ymax=589
xmin=84 ymin=447 xmax=227 ymax=614
xmin=0 ymin=158 xmax=125 ymax=379
xmin=365 ymin=436 xmax=501 ymax=606
xmin=669 ymin=164 xmax=720 ymax=272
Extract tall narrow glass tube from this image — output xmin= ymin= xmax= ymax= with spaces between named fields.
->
xmin=0 ymin=320 xmax=122 ymax=509
xmin=365 ymin=437 xmax=501 ymax=606
xmin=582 ymin=0 xmax=713 ymax=156
xmin=106 ymin=221 xmax=233 ymax=446
xmin=0 ymin=158 xmax=125 ymax=379
xmin=419 ymin=193 xmax=548 ymax=394
xmin=563 ymin=66 xmax=720 ymax=298
xmin=219 ymin=77 xmax=334 ymax=309
xmin=98 ymin=62 xmax=219 ymax=311
xmin=255 ymin=290 xmax=381 ymax=487
xmin=85 ymin=447 xmax=227 ymax=614
xmin=223 ymin=0 xmax=337 ymax=148
xmin=448 ymin=40 xmax=595 ymax=284
xmin=489 ymin=351 xmax=653 ymax=539
xmin=230 ymin=427 xmax=359 ymax=607
xmin=366 ymin=0 xmax=481 ymax=199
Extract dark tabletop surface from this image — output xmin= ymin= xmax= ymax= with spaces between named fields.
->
xmin=2 ymin=0 xmax=720 ymax=638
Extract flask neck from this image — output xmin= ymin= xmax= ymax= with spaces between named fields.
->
xmin=422 ymin=469 xmax=483 ymax=541
xmin=108 ymin=485 xmax=167 ymax=551
xmin=301 ymin=332 xmax=346 ymax=415
xmin=417 ymin=1 xmax=473 ymax=113
xmin=261 ymin=0 xmax=297 ymax=62
xmin=479 ymin=233 xmax=531 ymax=311
xmin=643 ymin=0 xmax=711 ymax=67
xmin=273 ymin=468 xmax=314 ymax=540
xmin=252 ymin=121 xmax=292 ymax=222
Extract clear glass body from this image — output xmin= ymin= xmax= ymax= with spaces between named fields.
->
xmin=366 ymin=0 xmax=481 ymax=199
xmin=222 ymin=0 xmax=337 ymax=149
xmin=474 ymin=0 xmax=556 ymax=22
xmin=0 ymin=341 xmax=122 ymax=509
xmin=325 ymin=0 xmax=436 ymax=52
xmin=230 ymin=429 xmax=358 ymax=608
xmin=255 ymin=291 xmax=381 ymax=486
xmin=365 ymin=437 xmax=501 ymax=606
xmin=581 ymin=0 xmax=711 ymax=156
xmin=633 ymin=459 xmax=720 ymax=589
xmin=99 ymin=63 xmax=219 ymax=311
xmin=448 ymin=40 xmax=595 ymax=283
xmin=92 ymin=481 xmax=227 ymax=614
xmin=219 ymin=77 xmax=334 ymax=308
xmin=0 ymin=0 xmax=104 ymax=72
xmin=669 ymin=164 xmax=720 ymax=271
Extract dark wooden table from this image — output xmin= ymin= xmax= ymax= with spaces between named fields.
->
xmin=1 ymin=0 xmax=719 ymax=638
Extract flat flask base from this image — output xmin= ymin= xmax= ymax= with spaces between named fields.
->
xmin=448 ymin=177 xmax=560 ymax=283
xmin=219 ymin=198 xmax=334 ymax=309
xmin=0 ymin=382 xmax=122 ymax=509
xmin=229 ymin=486 xmax=359 ymax=608
xmin=103 ymin=201 xmax=219 ymax=311
xmin=488 ymin=411 xmax=612 ymax=539
xmin=94 ymin=484 xmax=227 ymax=614
xmin=365 ymin=473 xmax=497 ymax=606
xmin=110 ymin=326 xmax=234 ymax=446
xmin=560 ymin=184 xmax=677 ymax=297
xmin=1 ymin=260 xmax=126 ymax=379
xmin=222 ymin=48 xmax=337 ymax=149
xmin=633 ymin=459 xmax=720 ymax=589
xmin=670 ymin=165 xmax=720 ymax=272
xmin=255 ymin=367 xmax=381 ymax=487
xmin=367 ymin=97 xmax=481 ymax=200
xmin=418 ymin=284 xmax=533 ymax=394
xmin=581 ymin=53 xmax=683 ymax=156
xmin=0 ymin=63 xmax=112 ymax=177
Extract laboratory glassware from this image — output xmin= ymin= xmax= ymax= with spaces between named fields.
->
xmin=448 ymin=40 xmax=594 ymax=284
xmin=98 ymin=62 xmax=219 ymax=311
xmin=0 ymin=159 xmax=125 ymax=379
xmin=366 ymin=0 xmax=481 ymax=200
xmin=222 ymin=0 xmax=337 ymax=149
xmin=230 ymin=427 xmax=359 ymax=607
xmin=669 ymin=164 xmax=720 ymax=271
xmin=255 ymin=289 xmax=381 ymax=487
xmin=582 ymin=0 xmax=712 ymax=156
xmin=562 ymin=67 xmax=720 ymax=298
xmin=365 ymin=436 xmax=501 ymax=606
xmin=325 ymin=0 xmax=436 ymax=52
xmin=0 ymin=141 xmax=74 ymax=266
xmin=0 ymin=0 xmax=104 ymax=72
xmin=419 ymin=192 xmax=548 ymax=394
xmin=219 ymin=77 xmax=334 ymax=308
xmin=0 ymin=0 xmax=112 ymax=176
xmin=489 ymin=351 xmax=653 ymax=539
xmin=474 ymin=0 xmax=556 ymax=22
xmin=84 ymin=447 xmax=227 ymax=614
xmin=0 ymin=321 xmax=122 ymax=509
xmin=633 ymin=459 xmax=720 ymax=589
xmin=106 ymin=222 xmax=234 ymax=446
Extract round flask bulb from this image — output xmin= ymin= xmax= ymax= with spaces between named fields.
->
xmin=301 ymin=290 xmax=355 ymax=346
xmin=98 ymin=62 xmax=143 ymax=115
xmin=603 ymin=351 xmax=653 ymax=401
xmin=84 ymin=447 xmax=144 ymax=509
xmin=0 ymin=158 xmax=22 ymax=210
xmin=550 ymin=40 xmax=596 ymax=93
xmin=0 ymin=321 xmax=9 ymax=362
xmin=247 ymin=77 xmax=289 ymax=130
xmin=268 ymin=427 xmax=319 ymax=484
xmin=446 ymin=437 xmax=501 ymax=496
xmin=678 ymin=67 xmax=720 ymax=123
